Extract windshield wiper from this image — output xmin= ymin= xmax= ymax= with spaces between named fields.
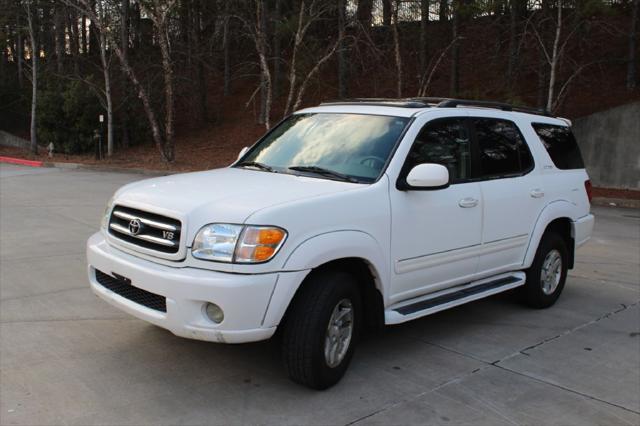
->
xmin=237 ymin=161 xmax=275 ymax=172
xmin=288 ymin=166 xmax=359 ymax=183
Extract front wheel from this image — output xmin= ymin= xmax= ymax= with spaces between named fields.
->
xmin=521 ymin=232 xmax=568 ymax=308
xmin=281 ymin=268 xmax=361 ymax=390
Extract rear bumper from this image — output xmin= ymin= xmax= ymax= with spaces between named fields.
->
xmin=573 ymin=214 xmax=595 ymax=248
xmin=87 ymin=232 xmax=306 ymax=343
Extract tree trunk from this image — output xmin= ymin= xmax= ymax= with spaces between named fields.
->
xmin=120 ymin=0 xmax=130 ymax=147
xmin=16 ymin=13 xmax=23 ymax=88
xmin=272 ymin=0 xmax=282 ymax=97
xmin=506 ymin=0 xmax=518 ymax=94
xmin=357 ymin=0 xmax=373 ymax=27
xmin=81 ymin=10 xmax=87 ymax=54
xmin=26 ymin=2 xmax=37 ymax=155
xmin=547 ymin=1 xmax=562 ymax=111
xmin=157 ymin=29 xmax=175 ymax=162
xmin=256 ymin=0 xmax=272 ymax=128
xmin=450 ymin=1 xmax=459 ymax=96
xmin=419 ymin=0 xmax=429 ymax=75
xmin=67 ymin=8 xmax=79 ymax=74
xmin=97 ymin=2 xmax=113 ymax=158
xmin=223 ymin=15 xmax=231 ymax=96
xmin=338 ymin=0 xmax=349 ymax=98
xmin=627 ymin=0 xmax=639 ymax=89
xmin=54 ymin=4 xmax=65 ymax=74
xmin=193 ymin=1 xmax=207 ymax=122
xmin=284 ymin=1 xmax=305 ymax=115
xmin=392 ymin=1 xmax=402 ymax=97
xmin=383 ymin=0 xmax=392 ymax=26
xmin=439 ymin=0 xmax=448 ymax=22
xmin=258 ymin=0 xmax=269 ymax=124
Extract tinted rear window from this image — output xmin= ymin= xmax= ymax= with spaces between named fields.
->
xmin=532 ymin=123 xmax=585 ymax=170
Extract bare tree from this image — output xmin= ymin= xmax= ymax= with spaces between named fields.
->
xmin=24 ymin=0 xmax=37 ymax=154
xmin=54 ymin=3 xmax=65 ymax=74
xmin=283 ymin=1 xmax=339 ymax=115
xmin=627 ymin=0 xmax=638 ymax=89
xmin=96 ymin=0 xmax=113 ymax=157
xmin=419 ymin=0 xmax=430 ymax=74
xmin=337 ymin=0 xmax=349 ymax=98
xmin=67 ymin=0 xmax=177 ymax=162
xmin=546 ymin=0 xmax=562 ymax=111
xmin=16 ymin=10 xmax=23 ymax=88
xmin=450 ymin=0 xmax=460 ymax=96
xmin=141 ymin=0 xmax=177 ymax=161
xmin=392 ymin=0 xmax=402 ymax=97
xmin=255 ymin=0 xmax=272 ymax=128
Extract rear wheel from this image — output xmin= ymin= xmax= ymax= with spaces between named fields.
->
xmin=281 ymin=268 xmax=361 ymax=390
xmin=522 ymin=232 xmax=568 ymax=308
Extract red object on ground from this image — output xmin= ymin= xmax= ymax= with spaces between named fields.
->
xmin=0 ymin=156 xmax=43 ymax=167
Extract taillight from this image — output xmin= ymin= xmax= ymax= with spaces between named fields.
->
xmin=584 ymin=180 xmax=593 ymax=203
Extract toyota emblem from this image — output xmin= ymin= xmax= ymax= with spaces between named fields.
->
xmin=128 ymin=218 xmax=142 ymax=235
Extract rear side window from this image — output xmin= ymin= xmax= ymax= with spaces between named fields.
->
xmin=472 ymin=118 xmax=534 ymax=178
xmin=532 ymin=123 xmax=585 ymax=169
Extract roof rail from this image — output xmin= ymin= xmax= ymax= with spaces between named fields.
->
xmin=434 ymin=98 xmax=553 ymax=117
xmin=318 ymin=97 xmax=553 ymax=117
xmin=320 ymin=98 xmax=430 ymax=108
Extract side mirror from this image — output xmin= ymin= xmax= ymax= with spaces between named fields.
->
xmin=403 ymin=163 xmax=450 ymax=190
xmin=237 ymin=146 xmax=249 ymax=160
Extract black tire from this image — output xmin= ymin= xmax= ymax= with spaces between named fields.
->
xmin=522 ymin=232 xmax=568 ymax=308
xmin=281 ymin=268 xmax=362 ymax=390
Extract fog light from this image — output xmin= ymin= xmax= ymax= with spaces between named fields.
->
xmin=204 ymin=302 xmax=224 ymax=324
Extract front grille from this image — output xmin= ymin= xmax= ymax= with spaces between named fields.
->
xmin=108 ymin=205 xmax=181 ymax=254
xmin=95 ymin=269 xmax=167 ymax=312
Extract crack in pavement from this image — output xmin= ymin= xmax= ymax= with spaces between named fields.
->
xmin=347 ymin=301 xmax=640 ymax=424
xmin=0 ymin=285 xmax=88 ymax=302
xmin=1 ymin=317 xmax=136 ymax=325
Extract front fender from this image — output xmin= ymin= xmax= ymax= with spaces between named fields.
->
xmin=261 ymin=231 xmax=390 ymax=328
xmin=522 ymin=200 xmax=578 ymax=268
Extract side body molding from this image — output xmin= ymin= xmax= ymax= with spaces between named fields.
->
xmin=261 ymin=231 xmax=390 ymax=328
xmin=522 ymin=200 xmax=578 ymax=268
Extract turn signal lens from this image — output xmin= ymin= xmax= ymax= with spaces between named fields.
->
xmin=243 ymin=227 xmax=286 ymax=245
xmin=235 ymin=226 xmax=287 ymax=263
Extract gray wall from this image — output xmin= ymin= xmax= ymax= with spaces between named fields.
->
xmin=572 ymin=101 xmax=640 ymax=190
xmin=0 ymin=130 xmax=30 ymax=150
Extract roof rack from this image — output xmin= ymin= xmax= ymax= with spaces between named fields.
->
xmin=320 ymin=98 xmax=431 ymax=108
xmin=319 ymin=97 xmax=553 ymax=117
xmin=432 ymin=98 xmax=553 ymax=117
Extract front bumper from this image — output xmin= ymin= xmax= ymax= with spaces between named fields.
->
xmin=87 ymin=232 xmax=305 ymax=343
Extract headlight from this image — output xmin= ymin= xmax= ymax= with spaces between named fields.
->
xmin=101 ymin=196 xmax=115 ymax=230
xmin=192 ymin=224 xmax=287 ymax=263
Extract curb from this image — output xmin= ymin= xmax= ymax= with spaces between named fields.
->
xmin=42 ymin=162 xmax=171 ymax=176
xmin=592 ymin=197 xmax=640 ymax=209
xmin=0 ymin=156 xmax=43 ymax=167
xmin=0 ymin=156 xmax=170 ymax=176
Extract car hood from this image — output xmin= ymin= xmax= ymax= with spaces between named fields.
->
xmin=114 ymin=167 xmax=361 ymax=237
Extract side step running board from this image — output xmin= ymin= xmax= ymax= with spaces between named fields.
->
xmin=385 ymin=272 xmax=526 ymax=325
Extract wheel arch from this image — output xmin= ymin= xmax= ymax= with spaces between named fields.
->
xmin=524 ymin=201 xmax=576 ymax=269
xmin=264 ymin=231 xmax=388 ymax=330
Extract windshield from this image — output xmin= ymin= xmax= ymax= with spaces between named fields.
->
xmin=236 ymin=113 xmax=411 ymax=183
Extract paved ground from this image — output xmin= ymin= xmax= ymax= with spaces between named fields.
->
xmin=1 ymin=163 xmax=639 ymax=426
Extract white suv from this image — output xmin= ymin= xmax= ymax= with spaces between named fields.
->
xmin=87 ymin=98 xmax=594 ymax=389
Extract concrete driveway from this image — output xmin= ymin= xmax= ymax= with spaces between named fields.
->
xmin=1 ymin=163 xmax=638 ymax=425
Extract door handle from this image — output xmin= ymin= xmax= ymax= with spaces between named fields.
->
xmin=458 ymin=197 xmax=479 ymax=208
xmin=530 ymin=189 xmax=545 ymax=198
